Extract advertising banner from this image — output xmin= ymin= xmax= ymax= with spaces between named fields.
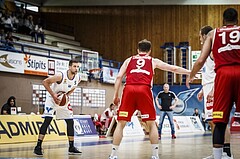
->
xmin=102 ymin=66 xmax=119 ymax=84
xmin=0 ymin=51 xmax=24 ymax=74
xmin=48 ymin=59 xmax=69 ymax=76
xmin=155 ymin=116 xmax=204 ymax=134
xmin=106 ymin=116 xmax=145 ymax=137
xmin=24 ymin=54 xmax=48 ymax=76
xmin=74 ymin=115 xmax=97 ymax=136
xmin=0 ymin=115 xmax=67 ymax=144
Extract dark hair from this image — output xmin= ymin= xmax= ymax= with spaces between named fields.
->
xmin=200 ymin=25 xmax=213 ymax=35
xmin=110 ymin=103 xmax=114 ymax=107
xmin=69 ymin=59 xmax=79 ymax=66
xmin=7 ymin=96 xmax=16 ymax=106
xmin=138 ymin=39 xmax=151 ymax=52
xmin=223 ymin=8 xmax=238 ymax=23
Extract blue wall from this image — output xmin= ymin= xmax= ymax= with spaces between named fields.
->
xmin=153 ymin=84 xmax=203 ymax=116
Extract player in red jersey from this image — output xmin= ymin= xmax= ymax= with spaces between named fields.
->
xmin=187 ymin=8 xmax=240 ymax=159
xmin=108 ymin=39 xmax=190 ymax=159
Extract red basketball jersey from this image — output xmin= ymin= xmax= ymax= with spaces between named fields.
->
xmin=212 ymin=25 xmax=240 ymax=71
xmin=125 ymin=54 xmax=153 ymax=86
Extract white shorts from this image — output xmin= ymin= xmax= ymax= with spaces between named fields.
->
xmin=202 ymin=82 xmax=214 ymax=121
xmin=42 ymin=94 xmax=73 ymax=120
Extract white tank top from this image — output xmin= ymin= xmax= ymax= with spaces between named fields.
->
xmin=202 ymin=56 xmax=215 ymax=86
xmin=50 ymin=70 xmax=80 ymax=94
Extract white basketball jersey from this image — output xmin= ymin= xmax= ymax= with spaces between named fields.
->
xmin=202 ymin=56 xmax=215 ymax=86
xmin=50 ymin=70 xmax=80 ymax=94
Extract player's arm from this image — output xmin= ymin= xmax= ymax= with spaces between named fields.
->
xmin=187 ymin=30 xmax=214 ymax=87
xmin=153 ymin=58 xmax=190 ymax=75
xmin=113 ymin=58 xmax=130 ymax=105
xmin=42 ymin=72 xmax=62 ymax=104
xmin=197 ymin=88 xmax=204 ymax=101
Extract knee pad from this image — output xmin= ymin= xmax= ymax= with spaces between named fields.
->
xmin=65 ymin=119 xmax=74 ymax=136
xmin=39 ymin=117 xmax=53 ymax=135
xmin=213 ymin=123 xmax=227 ymax=145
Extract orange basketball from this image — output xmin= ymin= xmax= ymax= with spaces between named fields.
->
xmin=57 ymin=92 xmax=68 ymax=106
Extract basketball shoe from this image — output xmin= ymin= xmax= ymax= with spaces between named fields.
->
xmin=222 ymin=152 xmax=234 ymax=159
xmin=33 ymin=146 xmax=43 ymax=156
xmin=202 ymin=152 xmax=233 ymax=159
xmin=202 ymin=154 xmax=213 ymax=159
xmin=68 ymin=146 xmax=82 ymax=155
xmin=108 ymin=155 xmax=118 ymax=159
xmin=151 ymin=156 xmax=159 ymax=159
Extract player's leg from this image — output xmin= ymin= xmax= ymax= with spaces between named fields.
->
xmin=109 ymin=120 xmax=127 ymax=158
xmin=137 ymin=85 xmax=159 ymax=159
xmin=223 ymin=127 xmax=232 ymax=158
xmin=212 ymin=67 xmax=233 ymax=159
xmin=146 ymin=120 xmax=159 ymax=159
xmin=34 ymin=96 xmax=56 ymax=156
xmin=65 ymin=119 xmax=82 ymax=154
xmin=109 ymin=85 xmax=135 ymax=159
xmin=213 ymin=122 xmax=227 ymax=159
xmin=34 ymin=117 xmax=53 ymax=155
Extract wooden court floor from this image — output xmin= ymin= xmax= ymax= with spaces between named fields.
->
xmin=0 ymin=132 xmax=239 ymax=159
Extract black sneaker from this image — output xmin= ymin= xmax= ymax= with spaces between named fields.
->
xmin=34 ymin=146 xmax=43 ymax=156
xmin=68 ymin=146 xmax=82 ymax=155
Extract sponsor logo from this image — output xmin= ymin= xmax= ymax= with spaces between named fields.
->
xmin=0 ymin=54 xmax=22 ymax=68
xmin=141 ymin=114 xmax=149 ymax=119
xmin=126 ymin=122 xmax=134 ymax=129
xmin=24 ymin=55 xmax=47 ymax=70
xmin=0 ymin=120 xmax=65 ymax=139
xmin=206 ymin=101 xmax=213 ymax=110
xmin=119 ymin=111 xmax=128 ymax=117
xmin=45 ymin=107 xmax=53 ymax=113
xmin=63 ymin=79 xmax=67 ymax=84
xmin=234 ymin=112 xmax=240 ymax=118
xmin=213 ymin=111 xmax=223 ymax=118
xmin=174 ymin=88 xmax=199 ymax=115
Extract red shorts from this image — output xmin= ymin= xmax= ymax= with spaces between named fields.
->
xmin=213 ymin=65 xmax=240 ymax=123
xmin=117 ymin=85 xmax=156 ymax=122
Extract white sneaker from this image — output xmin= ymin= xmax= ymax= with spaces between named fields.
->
xmin=108 ymin=156 xmax=118 ymax=159
xmin=202 ymin=153 xmax=233 ymax=159
xmin=222 ymin=152 xmax=234 ymax=159
xmin=151 ymin=156 xmax=159 ymax=159
xmin=202 ymin=154 xmax=214 ymax=159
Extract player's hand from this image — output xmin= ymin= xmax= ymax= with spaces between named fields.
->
xmin=113 ymin=97 xmax=120 ymax=106
xmin=53 ymin=93 xmax=60 ymax=105
xmin=197 ymin=89 xmax=204 ymax=101
xmin=186 ymin=75 xmax=197 ymax=89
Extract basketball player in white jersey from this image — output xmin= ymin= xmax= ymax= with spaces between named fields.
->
xmin=34 ymin=59 xmax=82 ymax=156
xmin=197 ymin=26 xmax=233 ymax=159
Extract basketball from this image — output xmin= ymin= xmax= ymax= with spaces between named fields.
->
xmin=57 ymin=92 xmax=68 ymax=106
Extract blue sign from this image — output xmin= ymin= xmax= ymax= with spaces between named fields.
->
xmin=74 ymin=116 xmax=98 ymax=136
xmin=153 ymin=84 xmax=203 ymax=116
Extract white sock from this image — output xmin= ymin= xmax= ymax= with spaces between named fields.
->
xmin=213 ymin=147 xmax=223 ymax=159
xmin=111 ymin=145 xmax=119 ymax=157
xmin=151 ymin=144 xmax=159 ymax=157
